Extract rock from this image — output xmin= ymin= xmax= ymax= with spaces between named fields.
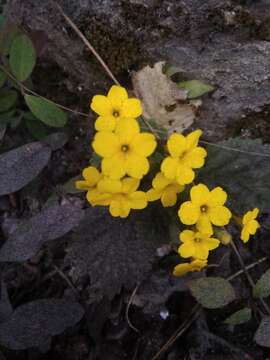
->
xmin=6 ymin=0 xmax=270 ymax=140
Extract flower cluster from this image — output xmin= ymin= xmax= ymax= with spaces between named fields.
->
xmin=76 ymin=85 xmax=156 ymax=218
xmin=77 ymin=84 xmax=260 ymax=275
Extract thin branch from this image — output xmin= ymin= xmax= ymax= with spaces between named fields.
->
xmin=52 ymin=264 xmax=80 ymax=297
xmin=126 ymin=284 xmax=140 ymax=333
xmin=200 ymin=139 xmax=270 ymax=158
xmin=228 ymin=256 xmax=268 ymax=281
xmin=0 ymin=64 xmax=89 ymax=118
xmin=230 ymin=240 xmax=270 ymax=315
xmin=151 ymin=304 xmax=201 ymax=360
xmin=51 ymin=0 xmax=120 ymax=86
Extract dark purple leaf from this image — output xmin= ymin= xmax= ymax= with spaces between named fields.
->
xmin=0 ymin=141 xmax=51 ymax=195
xmin=0 ymin=204 xmax=84 ymax=262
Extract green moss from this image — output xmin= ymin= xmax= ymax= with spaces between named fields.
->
xmin=82 ymin=17 xmax=142 ymax=76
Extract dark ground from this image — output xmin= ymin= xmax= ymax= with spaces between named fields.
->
xmin=1 ymin=0 xmax=270 ymax=359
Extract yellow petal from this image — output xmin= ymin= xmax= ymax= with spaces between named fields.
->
xmin=208 ymin=205 xmax=232 ymax=226
xmin=102 ymin=153 xmax=126 ymax=179
xmin=179 ymin=243 xmax=195 ymax=258
xmin=121 ymin=98 xmax=142 ymax=118
xmin=87 ymin=189 xmax=112 ymax=206
xmin=91 ymin=95 xmax=113 ymax=116
xmin=161 ymin=156 xmax=178 ymax=179
xmin=92 ymin=132 xmax=119 ymax=158
xmin=179 ymin=230 xmax=196 ymax=243
xmin=76 ymin=180 xmax=90 ymax=191
xmin=97 ymin=177 xmax=122 ymax=193
xmin=115 ymin=118 xmax=140 ymax=144
xmin=167 ymin=133 xmax=186 ymax=158
xmin=183 ymin=147 xmax=207 ymax=168
xmin=152 ymin=172 xmax=171 ymax=190
xmin=161 ymin=188 xmax=177 ymax=207
xmin=95 ymin=115 xmax=117 ymax=132
xmin=121 ymin=177 xmax=140 ymax=193
xmin=126 ymin=153 xmax=149 ymax=179
xmin=82 ymin=166 xmax=101 ymax=186
xmin=193 ymin=244 xmax=209 ymax=260
xmin=109 ymin=196 xmax=131 ymax=218
xmin=190 ymin=259 xmax=207 ymax=271
xmin=178 ymin=202 xmax=200 ymax=225
xmin=208 ymin=187 xmax=227 ymax=206
xmin=147 ymin=188 xmax=162 ymax=202
xmin=185 ymin=129 xmax=202 ymax=151
xmin=243 ymin=208 xmax=259 ymax=225
xmin=128 ymin=191 xmax=148 ymax=209
xmin=175 ymin=164 xmax=195 ymax=185
xmin=190 ymin=183 xmax=210 ymax=206
xmin=240 ymin=228 xmax=250 ymax=243
xmin=196 ymin=214 xmax=213 ymax=234
xmin=107 ymin=85 xmax=128 ymax=108
xmin=202 ymin=237 xmax=220 ymax=250
xmin=173 ymin=263 xmax=192 ymax=277
xmin=247 ymin=219 xmax=260 ymax=235
xmin=132 ymin=133 xmax=157 ymax=157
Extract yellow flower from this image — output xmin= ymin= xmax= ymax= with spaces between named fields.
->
xmin=241 ymin=208 xmax=260 ymax=243
xmin=75 ymin=165 xmax=102 ymax=195
xmin=91 ymin=85 xmax=142 ymax=131
xmin=92 ymin=177 xmax=147 ymax=218
xmin=92 ymin=118 xmax=157 ymax=179
xmin=178 ymin=230 xmax=220 ymax=260
xmin=75 ymin=166 xmax=110 ymax=206
xmin=147 ymin=172 xmax=184 ymax=207
xmin=173 ymin=258 xmax=207 ymax=277
xmin=161 ymin=130 xmax=207 ymax=185
xmin=178 ymin=183 xmax=232 ymax=233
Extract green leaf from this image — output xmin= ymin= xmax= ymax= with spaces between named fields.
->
xmin=0 ymin=15 xmax=6 ymax=31
xmin=24 ymin=95 xmax=67 ymax=128
xmin=199 ymin=138 xmax=270 ymax=213
xmin=254 ymin=317 xmax=270 ymax=347
xmin=178 ymin=80 xmax=214 ymax=99
xmin=90 ymin=152 xmax=101 ymax=167
xmin=62 ymin=175 xmax=83 ymax=194
xmin=25 ymin=116 xmax=49 ymax=140
xmin=224 ymin=308 xmax=251 ymax=326
xmin=0 ymin=70 xmax=7 ymax=87
xmin=0 ymin=109 xmax=16 ymax=126
xmin=9 ymin=34 xmax=36 ymax=81
xmin=189 ymin=277 xmax=235 ymax=309
xmin=0 ymin=89 xmax=17 ymax=113
xmin=0 ymin=23 xmax=20 ymax=56
xmin=253 ymin=268 xmax=270 ymax=298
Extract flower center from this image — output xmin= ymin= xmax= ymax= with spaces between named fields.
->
xmin=194 ymin=237 xmax=202 ymax=243
xmin=200 ymin=205 xmax=208 ymax=213
xmin=113 ymin=110 xmax=120 ymax=118
xmin=121 ymin=144 xmax=129 ymax=153
xmin=180 ymin=151 xmax=187 ymax=159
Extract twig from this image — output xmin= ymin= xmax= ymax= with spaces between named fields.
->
xmin=207 ymin=251 xmax=230 ymax=269
xmin=52 ymin=264 xmax=80 ymax=297
xmin=126 ymin=284 xmax=140 ymax=333
xmin=51 ymin=0 xmax=120 ymax=86
xmin=0 ymin=64 xmax=89 ymax=118
xmin=151 ymin=304 xmax=201 ymax=360
xmin=230 ymin=240 xmax=270 ymax=315
xmin=200 ymin=139 xmax=270 ymax=158
xmin=227 ymin=256 xmax=268 ymax=281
